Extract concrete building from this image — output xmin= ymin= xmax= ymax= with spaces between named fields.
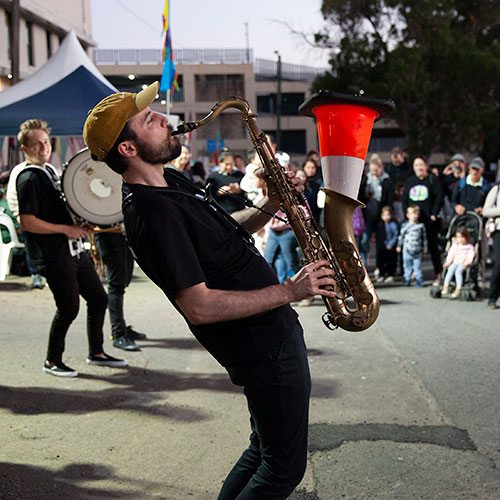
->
xmin=95 ymin=47 xmax=406 ymax=167
xmin=0 ymin=0 xmax=94 ymax=91
xmin=94 ymin=47 xmax=334 ymax=166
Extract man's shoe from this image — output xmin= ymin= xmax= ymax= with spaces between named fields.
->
xmin=487 ymin=300 xmax=498 ymax=309
xmin=415 ymin=281 xmax=426 ymax=287
xmin=404 ymin=280 xmax=411 ymax=286
xmin=43 ymin=361 xmax=78 ymax=377
xmin=127 ymin=326 xmax=147 ymax=340
xmin=113 ymin=336 xmax=140 ymax=351
xmin=86 ymin=353 xmax=128 ymax=367
xmin=31 ymin=274 xmax=44 ymax=289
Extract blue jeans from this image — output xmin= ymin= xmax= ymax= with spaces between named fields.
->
xmin=264 ymin=229 xmax=300 ymax=283
xmin=95 ymin=233 xmax=134 ymax=339
xmin=444 ymin=262 xmax=465 ymax=288
xmin=359 ymin=218 xmax=377 ymax=265
xmin=218 ymin=322 xmax=311 ymax=499
xmin=402 ymin=249 xmax=423 ymax=282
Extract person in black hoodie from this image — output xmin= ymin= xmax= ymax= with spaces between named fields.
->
xmin=402 ymin=156 xmax=443 ymax=284
xmin=386 ymin=147 xmax=412 ymax=185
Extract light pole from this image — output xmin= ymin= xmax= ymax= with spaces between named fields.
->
xmin=274 ymin=50 xmax=282 ymax=151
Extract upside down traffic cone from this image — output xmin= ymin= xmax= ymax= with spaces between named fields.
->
xmin=299 ymin=90 xmax=395 ymax=199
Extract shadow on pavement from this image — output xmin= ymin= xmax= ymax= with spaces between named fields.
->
xmin=0 ymin=462 xmax=135 ymax=499
xmin=0 ymin=382 xmax=209 ymax=421
xmin=137 ymin=337 xmax=204 ymax=350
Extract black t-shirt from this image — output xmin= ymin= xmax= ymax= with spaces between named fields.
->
xmin=123 ymin=169 xmax=297 ymax=374
xmin=402 ymin=173 xmax=443 ymax=222
xmin=16 ymin=167 xmax=73 ymax=263
xmin=206 ymin=169 xmax=246 ymax=213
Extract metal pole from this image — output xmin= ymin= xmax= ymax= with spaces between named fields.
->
xmin=275 ymin=51 xmax=282 ymax=151
xmin=245 ymin=22 xmax=250 ymax=63
xmin=11 ymin=0 xmax=20 ymax=83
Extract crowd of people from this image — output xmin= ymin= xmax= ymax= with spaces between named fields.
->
xmin=166 ymin=143 xmax=500 ymax=308
xmin=1 ymin=81 xmax=500 ymax=498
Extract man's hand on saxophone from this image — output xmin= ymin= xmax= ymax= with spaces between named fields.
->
xmin=283 ymin=259 xmax=337 ymax=303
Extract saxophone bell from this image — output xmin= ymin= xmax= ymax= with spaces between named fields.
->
xmin=300 ymin=90 xmax=395 ymax=332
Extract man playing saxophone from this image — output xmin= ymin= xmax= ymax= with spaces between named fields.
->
xmin=83 ymin=82 xmax=336 ymax=499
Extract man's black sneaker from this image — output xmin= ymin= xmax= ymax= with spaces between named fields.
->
xmin=113 ymin=336 xmax=141 ymax=351
xmin=127 ymin=326 xmax=147 ymax=340
xmin=43 ymin=361 xmax=78 ymax=377
xmin=86 ymin=353 xmax=128 ymax=367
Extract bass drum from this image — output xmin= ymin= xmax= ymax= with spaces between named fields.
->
xmin=62 ymin=148 xmax=123 ymax=227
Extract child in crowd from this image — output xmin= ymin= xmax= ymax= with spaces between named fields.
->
xmin=397 ymin=205 xmax=428 ymax=286
xmin=441 ymin=227 xmax=475 ymax=299
xmin=375 ymin=206 xmax=399 ymax=283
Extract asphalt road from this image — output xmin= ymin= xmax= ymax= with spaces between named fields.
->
xmin=1 ymin=260 xmax=500 ymax=499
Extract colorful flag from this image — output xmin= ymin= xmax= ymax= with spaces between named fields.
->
xmin=160 ymin=0 xmax=178 ymax=93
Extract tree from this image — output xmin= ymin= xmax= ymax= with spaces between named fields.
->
xmin=313 ymin=0 xmax=500 ymax=163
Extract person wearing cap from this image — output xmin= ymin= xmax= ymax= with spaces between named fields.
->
xmin=439 ymin=153 xmax=467 ymax=222
xmin=450 ymin=157 xmax=489 ymax=217
xmin=12 ymin=119 xmax=126 ymax=377
xmin=83 ymin=82 xmax=336 ymax=499
xmin=450 ymin=156 xmax=490 ymax=283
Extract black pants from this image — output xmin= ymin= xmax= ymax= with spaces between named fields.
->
xmin=376 ymin=246 xmax=397 ymax=277
xmin=489 ymin=231 xmax=500 ymax=302
xmin=425 ymin=219 xmax=443 ymax=276
xmin=218 ymin=322 xmax=311 ymax=499
xmin=45 ymin=251 xmax=107 ymax=363
xmin=95 ymin=232 xmax=134 ymax=339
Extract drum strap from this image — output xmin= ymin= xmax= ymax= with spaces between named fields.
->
xmin=22 ymin=164 xmax=84 ymax=256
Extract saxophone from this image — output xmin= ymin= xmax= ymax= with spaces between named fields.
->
xmin=172 ymin=92 xmax=394 ymax=332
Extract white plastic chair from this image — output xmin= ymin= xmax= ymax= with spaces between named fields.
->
xmin=0 ymin=209 xmax=25 ymax=280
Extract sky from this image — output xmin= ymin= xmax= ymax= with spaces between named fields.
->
xmin=90 ymin=0 xmax=332 ymax=68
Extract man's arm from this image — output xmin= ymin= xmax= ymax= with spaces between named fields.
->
xmin=231 ymin=194 xmax=281 ymax=235
xmin=231 ymin=170 xmax=303 ymax=234
xmin=175 ymin=259 xmax=336 ymax=325
xmin=20 ymin=214 xmax=89 ymax=239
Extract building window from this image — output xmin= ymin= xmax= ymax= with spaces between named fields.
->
xmin=194 ymin=111 xmax=246 ymax=140
xmin=46 ymin=31 xmax=52 ymax=59
xmin=6 ymin=12 xmax=11 ymax=63
xmin=265 ymin=129 xmax=306 ymax=155
xmin=257 ymin=93 xmax=305 ymax=116
xmin=172 ymin=74 xmax=184 ymax=102
xmin=368 ymin=136 xmax=406 ymax=152
xmin=26 ymin=21 xmax=34 ymax=66
xmin=194 ymin=74 xmax=244 ymax=102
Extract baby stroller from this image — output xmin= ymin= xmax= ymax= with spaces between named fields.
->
xmin=430 ymin=211 xmax=483 ymax=301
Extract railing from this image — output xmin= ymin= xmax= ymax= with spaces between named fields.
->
xmin=93 ymin=49 xmax=328 ymax=82
xmin=93 ymin=48 xmax=253 ymax=66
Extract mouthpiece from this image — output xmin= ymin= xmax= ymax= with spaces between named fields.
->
xmin=172 ymin=122 xmax=197 ymax=136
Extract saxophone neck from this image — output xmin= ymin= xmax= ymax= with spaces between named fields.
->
xmin=171 ymin=96 xmax=252 ymax=136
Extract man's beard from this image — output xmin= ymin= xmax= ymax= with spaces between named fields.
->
xmin=135 ymin=135 xmax=182 ymax=165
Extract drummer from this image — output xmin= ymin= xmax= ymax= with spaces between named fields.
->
xmin=12 ymin=118 xmax=126 ymax=377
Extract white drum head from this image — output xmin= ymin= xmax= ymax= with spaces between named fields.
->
xmin=62 ymin=148 xmax=123 ymax=227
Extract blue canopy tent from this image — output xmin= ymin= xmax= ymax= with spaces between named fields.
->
xmin=0 ymin=31 xmax=117 ymax=136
